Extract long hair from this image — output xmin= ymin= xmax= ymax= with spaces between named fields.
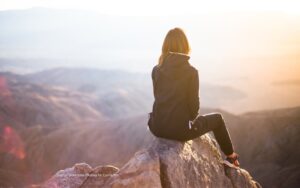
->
xmin=158 ymin=27 xmax=191 ymax=65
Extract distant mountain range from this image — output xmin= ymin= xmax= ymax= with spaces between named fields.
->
xmin=228 ymin=107 xmax=300 ymax=188
xmin=1 ymin=8 xmax=300 ymax=115
xmin=0 ymin=71 xmax=105 ymax=129
xmin=0 ymin=68 xmax=299 ymax=187
xmin=1 ymin=67 xmax=246 ymax=118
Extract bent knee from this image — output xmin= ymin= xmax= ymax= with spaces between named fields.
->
xmin=206 ymin=112 xmax=224 ymax=123
xmin=213 ymin=113 xmax=223 ymax=119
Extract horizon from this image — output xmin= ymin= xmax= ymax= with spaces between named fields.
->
xmin=1 ymin=6 xmax=300 ymax=113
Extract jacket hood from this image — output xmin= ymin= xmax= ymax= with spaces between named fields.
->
xmin=161 ymin=52 xmax=190 ymax=68
xmin=158 ymin=52 xmax=191 ymax=79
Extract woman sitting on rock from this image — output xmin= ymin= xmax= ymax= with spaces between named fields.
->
xmin=148 ymin=27 xmax=240 ymax=167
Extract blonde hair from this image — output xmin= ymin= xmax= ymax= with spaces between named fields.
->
xmin=158 ymin=27 xmax=191 ymax=65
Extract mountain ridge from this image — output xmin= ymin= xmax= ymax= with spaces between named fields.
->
xmin=39 ymin=134 xmax=261 ymax=188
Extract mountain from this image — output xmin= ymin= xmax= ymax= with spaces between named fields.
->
xmin=0 ymin=72 xmax=105 ymax=129
xmin=0 ymin=70 xmax=299 ymax=187
xmin=39 ymin=135 xmax=261 ymax=188
xmin=227 ymin=107 xmax=300 ymax=188
xmin=0 ymin=72 xmax=153 ymax=186
xmin=24 ymin=67 xmax=246 ymax=118
xmin=24 ymin=67 xmax=154 ymax=119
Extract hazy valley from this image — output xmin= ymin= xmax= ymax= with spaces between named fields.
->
xmin=0 ymin=68 xmax=299 ymax=187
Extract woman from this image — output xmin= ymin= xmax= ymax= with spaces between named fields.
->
xmin=147 ymin=27 xmax=240 ymax=167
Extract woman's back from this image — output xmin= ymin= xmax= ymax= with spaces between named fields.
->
xmin=149 ymin=52 xmax=199 ymax=140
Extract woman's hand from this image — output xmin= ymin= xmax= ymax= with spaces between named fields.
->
xmin=226 ymin=152 xmax=240 ymax=167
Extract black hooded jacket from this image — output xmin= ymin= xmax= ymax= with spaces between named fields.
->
xmin=148 ymin=52 xmax=200 ymax=140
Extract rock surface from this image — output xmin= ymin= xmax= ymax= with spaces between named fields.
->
xmin=40 ymin=134 xmax=261 ymax=188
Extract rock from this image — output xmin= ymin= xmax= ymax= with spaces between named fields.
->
xmin=41 ymin=134 xmax=261 ymax=188
xmin=41 ymin=163 xmax=93 ymax=188
xmin=224 ymin=166 xmax=262 ymax=188
xmin=81 ymin=165 xmax=120 ymax=187
xmin=104 ymin=148 xmax=161 ymax=188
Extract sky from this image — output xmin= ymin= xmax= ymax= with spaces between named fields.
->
xmin=1 ymin=0 xmax=300 ymax=16
xmin=0 ymin=0 xmax=300 ymax=112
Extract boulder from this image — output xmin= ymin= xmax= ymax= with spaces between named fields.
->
xmin=40 ymin=134 xmax=261 ymax=188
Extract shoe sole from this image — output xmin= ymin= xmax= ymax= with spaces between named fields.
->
xmin=222 ymin=160 xmax=240 ymax=169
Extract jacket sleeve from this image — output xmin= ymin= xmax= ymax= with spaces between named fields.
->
xmin=151 ymin=66 xmax=157 ymax=97
xmin=188 ymin=69 xmax=200 ymax=120
xmin=149 ymin=66 xmax=157 ymax=127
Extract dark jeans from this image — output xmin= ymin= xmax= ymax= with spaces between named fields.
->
xmin=148 ymin=112 xmax=234 ymax=156
xmin=185 ymin=113 xmax=234 ymax=156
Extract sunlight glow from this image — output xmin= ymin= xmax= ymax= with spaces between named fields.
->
xmin=1 ymin=0 xmax=300 ymax=16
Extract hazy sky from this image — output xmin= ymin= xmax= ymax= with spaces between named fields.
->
xmin=0 ymin=1 xmax=300 ymax=112
xmin=1 ymin=0 xmax=300 ymax=16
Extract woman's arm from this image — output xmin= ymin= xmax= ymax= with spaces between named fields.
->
xmin=188 ymin=69 xmax=200 ymax=120
xmin=151 ymin=65 xmax=158 ymax=97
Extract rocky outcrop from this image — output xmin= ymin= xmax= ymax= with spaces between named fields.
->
xmin=40 ymin=134 xmax=261 ymax=188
